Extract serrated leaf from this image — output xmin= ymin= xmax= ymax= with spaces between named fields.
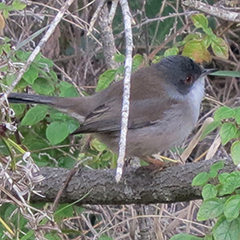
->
xmin=218 ymin=172 xmax=229 ymax=184
xmin=231 ymin=141 xmax=240 ymax=165
xmin=219 ymin=171 xmax=240 ymax=195
xmin=22 ymin=66 xmax=38 ymax=84
xmin=21 ymin=105 xmax=48 ymax=125
xmin=191 ymin=14 xmax=208 ymax=30
xmin=32 ymin=77 xmax=55 ymax=95
xmin=164 ymin=47 xmax=179 ymax=57
xmin=182 ymin=39 xmax=211 ymax=63
xmin=223 ymin=195 xmax=240 ymax=221
xmin=200 ymin=120 xmax=221 ymax=140
xmin=46 ymin=121 xmax=69 ymax=145
xmin=169 ymin=233 xmax=202 ymax=240
xmin=192 ymin=172 xmax=209 ymax=186
xmin=202 ymin=184 xmax=218 ymax=200
xmin=96 ymin=69 xmax=117 ymax=92
xmin=182 ymin=33 xmax=201 ymax=45
xmin=214 ymin=106 xmax=235 ymax=121
xmin=219 ymin=122 xmax=237 ymax=145
xmin=197 ymin=198 xmax=225 ymax=221
xmin=211 ymin=37 xmax=229 ymax=59
xmin=213 ymin=217 xmax=240 ymax=240
xmin=202 ymin=35 xmax=212 ymax=48
xmin=209 ymin=160 xmax=224 ymax=178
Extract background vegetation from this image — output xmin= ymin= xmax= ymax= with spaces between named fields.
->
xmin=0 ymin=0 xmax=240 ymax=239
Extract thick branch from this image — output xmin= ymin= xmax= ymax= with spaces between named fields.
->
xmin=31 ymin=159 xmax=235 ymax=205
xmin=183 ymin=0 xmax=240 ymax=22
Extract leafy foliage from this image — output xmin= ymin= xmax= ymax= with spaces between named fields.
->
xmin=163 ymin=14 xmax=228 ymax=63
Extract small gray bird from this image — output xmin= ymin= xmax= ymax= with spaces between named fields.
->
xmin=8 ymin=55 xmax=216 ymax=162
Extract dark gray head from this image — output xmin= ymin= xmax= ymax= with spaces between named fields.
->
xmin=153 ymin=55 xmax=214 ymax=95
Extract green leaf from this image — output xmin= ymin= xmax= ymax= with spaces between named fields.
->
xmin=0 ymin=3 xmax=6 ymax=10
xmin=231 ymin=141 xmax=240 ymax=165
xmin=114 ymin=54 xmax=125 ymax=63
xmin=200 ymin=120 xmax=221 ymax=140
xmin=182 ymin=33 xmax=201 ymax=45
xmin=54 ymin=204 xmax=74 ymax=222
xmin=11 ymin=104 xmax=26 ymax=116
xmin=210 ymin=71 xmax=240 ymax=78
xmin=202 ymin=184 xmax=218 ymax=200
xmin=21 ymin=105 xmax=48 ymax=125
xmin=32 ymin=77 xmax=55 ymax=95
xmin=91 ymin=138 xmax=107 ymax=152
xmin=59 ymin=81 xmax=79 ymax=97
xmin=182 ymin=39 xmax=211 ymax=63
xmin=96 ymin=69 xmax=117 ymax=92
xmin=16 ymin=25 xmax=49 ymax=51
xmin=214 ymin=106 xmax=235 ymax=121
xmin=218 ymin=172 xmax=229 ymax=184
xmin=46 ymin=121 xmax=69 ymax=145
xmin=204 ymin=234 xmax=213 ymax=240
xmin=197 ymin=198 xmax=225 ymax=221
xmin=99 ymin=236 xmax=114 ymax=240
xmin=224 ymin=195 xmax=240 ymax=221
xmin=234 ymin=107 xmax=240 ymax=124
xmin=211 ymin=37 xmax=229 ymax=59
xmin=209 ymin=160 xmax=224 ymax=178
xmin=12 ymin=0 xmax=26 ymax=10
xmin=132 ymin=54 xmax=144 ymax=71
xmin=65 ymin=117 xmax=79 ymax=134
xmin=220 ymin=122 xmax=237 ymax=145
xmin=164 ymin=47 xmax=179 ymax=57
xmin=219 ymin=171 xmax=240 ymax=195
xmin=169 ymin=233 xmax=203 ymax=240
xmin=192 ymin=172 xmax=209 ymax=186
xmin=20 ymin=230 xmax=34 ymax=240
xmin=213 ymin=217 xmax=240 ymax=240
xmin=191 ymin=14 xmax=208 ymax=30
xmin=22 ymin=66 xmax=38 ymax=84
xmin=202 ymin=35 xmax=212 ymax=48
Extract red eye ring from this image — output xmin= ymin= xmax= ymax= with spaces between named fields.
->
xmin=185 ymin=75 xmax=194 ymax=84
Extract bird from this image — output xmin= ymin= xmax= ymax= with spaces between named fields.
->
xmin=8 ymin=55 xmax=216 ymax=164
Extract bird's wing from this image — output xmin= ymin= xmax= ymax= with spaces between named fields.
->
xmin=73 ymin=97 xmax=176 ymax=134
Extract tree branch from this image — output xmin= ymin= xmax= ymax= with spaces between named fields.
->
xmin=183 ymin=0 xmax=240 ymax=22
xmin=30 ymin=158 xmax=235 ymax=205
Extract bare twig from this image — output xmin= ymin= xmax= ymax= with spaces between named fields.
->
xmin=87 ymin=0 xmax=106 ymax=36
xmin=3 ymin=0 xmax=76 ymax=96
xmin=116 ymin=0 xmax=133 ymax=182
xmin=183 ymin=0 xmax=240 ymax=22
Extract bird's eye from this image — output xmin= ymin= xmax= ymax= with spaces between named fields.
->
xmin=184 ymin=75 xmax=194 ymax=85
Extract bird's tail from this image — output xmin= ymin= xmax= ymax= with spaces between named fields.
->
xmin=8 ymin=93 xmax=57 ymax=105
xmin=7 ymin=92 xmax=88 ymax=122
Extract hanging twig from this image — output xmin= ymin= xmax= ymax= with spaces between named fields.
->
xmin=115 ymin=0 xmax=133 ymax=182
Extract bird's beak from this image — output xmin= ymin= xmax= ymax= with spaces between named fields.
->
xmin=201 ymin=68 xmax=218 ymax=77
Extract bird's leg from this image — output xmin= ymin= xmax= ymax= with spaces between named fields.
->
xmin=142 ymin=156 xmax=167 ymax=170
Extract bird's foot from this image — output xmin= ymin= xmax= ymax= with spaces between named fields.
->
xmin=141 ymin=156 xmax=167 ymax=171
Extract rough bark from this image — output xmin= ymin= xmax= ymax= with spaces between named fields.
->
xmin=30 ymin=158 xmax=235 ymax=205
